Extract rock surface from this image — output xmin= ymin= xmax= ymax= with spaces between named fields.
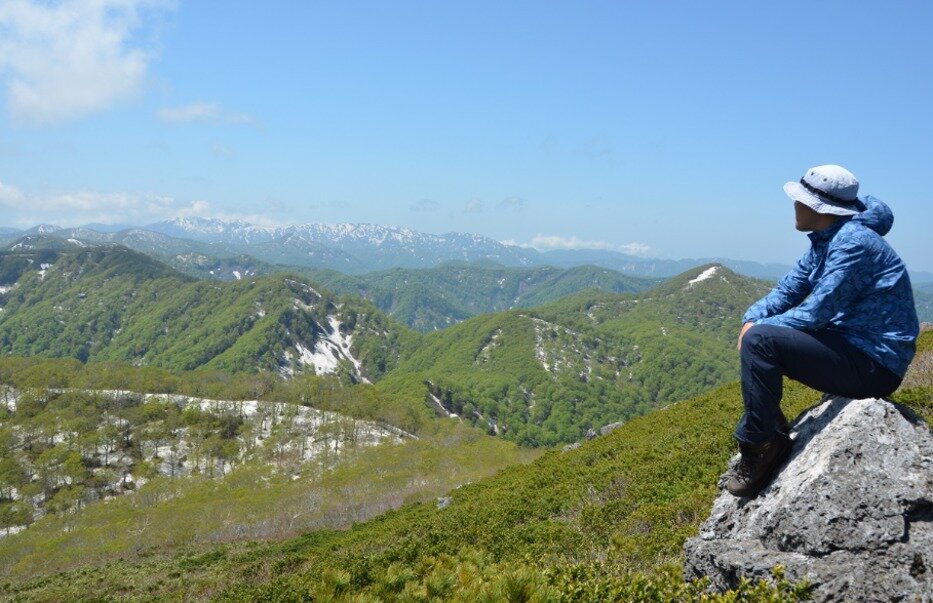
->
xmin=684 ymin=396 xmax=933 ymax=602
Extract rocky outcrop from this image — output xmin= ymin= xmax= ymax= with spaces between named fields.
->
xmin=684 ymin=397 xmax=933 ymax=602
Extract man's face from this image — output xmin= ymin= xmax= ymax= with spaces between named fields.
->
xmin=794 ymin=201 xmax=836 ymax=232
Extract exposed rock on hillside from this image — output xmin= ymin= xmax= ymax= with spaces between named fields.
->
xmin=684 ymin=396 xmax=933 ymax=602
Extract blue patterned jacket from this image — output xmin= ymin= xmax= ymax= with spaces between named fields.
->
xmin=743 ymin=195 xmax=919 ymax=377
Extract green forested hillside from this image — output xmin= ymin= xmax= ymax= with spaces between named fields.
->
xmin=134 ymin=254 xmax=660 ymax=332
xmin=1 ymin=305 xmax=929 ymax=602
xmin=303 ymin=262 xmax=659 ymax=331
xmin=377 ymin=265 xmax=772 ymax=446
xmin=0 ymin=356 xmax=538 ymax=579
xmin=0 ymin=376 xmax=865 ymax=600
xmin=0 ymin=247 xmax=415 ymax=380
xmin=6 ymin=331 xmax=929 ymax=602
xmin=0 ymin=248 xmax=772 ymax=446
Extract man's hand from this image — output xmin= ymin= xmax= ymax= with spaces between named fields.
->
xmin=737 ymin=322 xmax=755 ymax=350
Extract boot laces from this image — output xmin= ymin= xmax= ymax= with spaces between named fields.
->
xmin=735 ymin=444 xmax=766 ymax=479
xmin=734 ymin=455 xmax=755 ymax=479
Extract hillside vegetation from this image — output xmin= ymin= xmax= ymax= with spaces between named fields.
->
xmin=1 ymin=247 xmax=775 ymax=446
xmin=0 ymin=376 xmax=822 ymax=601
xmin=0 ymin=247 xmax=415 ymax=380
xmin=0 ymin=304 xmax=928 ymax=601
xmin=302 ymin=262 xmax=658 ymax=331
xmin=377 ymin=265 xmax=772 ymax=445
xmin=0 ymin=357 xmax=538 ymax=580
xmin=12 ymin=338 xmax=933 ymax=601
xmin=118 ymin=253 xmax=661 ymax=332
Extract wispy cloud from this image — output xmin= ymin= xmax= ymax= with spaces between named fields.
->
xmin=617 ymin=242 xmax=651 ymax=256
xmin=464 ymin=198 xmax=483 ymax=214
xmin=156 ymin=102 xmax=219 ymax=123
xmin=212 ymin=142 xmax=236 ymax=158
xmin=0 ymin=178 xmax=204 ymax=227
xmin=409 ymin=199 xmax=440 ymax=213
xmin=0 ymin=0 xmax=175 ymax=125
xmin=578 ymin=136 xmax=614 ymax=160
xmin=0 ymin=179 xmax=25 ymax=206
xmin=528 ymin=234 xmax=651 ymax=256
xmin=156 ymin=102 xmax=259 ymax=126
xmin=499 ymin=197 xmax=524 ymax=211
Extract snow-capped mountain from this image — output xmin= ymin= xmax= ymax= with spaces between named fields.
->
xmin=146 ymin=217 xmax=276 ymax=244
xmin=51 ymin=226 xmax=237 ymax=257
xmin=142 ymin=217 xmax=540 ymax=272
xmin=5 ymin=217 xmax=818 ymax=280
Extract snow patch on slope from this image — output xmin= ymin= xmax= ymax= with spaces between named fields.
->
xmin=284 ymin=316 xmax=369 ymax=383
xmin=687 ymin=266 xmax=718 ymax=286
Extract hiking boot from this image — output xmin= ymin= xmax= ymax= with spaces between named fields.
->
xmin=777 ymin=413 xmax=791 ymax=435
xmin=726 ymin=433 xmax=793 ymax=498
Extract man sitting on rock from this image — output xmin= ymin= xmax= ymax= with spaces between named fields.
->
xmin=729 ymin=164 xmax=919 ymax=497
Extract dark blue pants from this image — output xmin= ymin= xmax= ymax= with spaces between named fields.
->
xmin=735 ymin=324 xmax=903 ymax=444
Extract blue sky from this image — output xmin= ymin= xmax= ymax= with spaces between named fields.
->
xmin=0 ymin=1 xmax=931 ymax=270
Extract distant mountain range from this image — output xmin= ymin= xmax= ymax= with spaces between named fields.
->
xmin=0 ymin=217 xmax=823 ymax=280
xmin=4 ymin=222 xmax=931 ymax=326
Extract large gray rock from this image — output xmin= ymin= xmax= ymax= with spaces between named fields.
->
xmin=684 ymin=397 xmax=933 ymax=602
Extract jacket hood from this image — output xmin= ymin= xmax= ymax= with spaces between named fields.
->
xmin=853 ymin=195 xmax=893 ymax=236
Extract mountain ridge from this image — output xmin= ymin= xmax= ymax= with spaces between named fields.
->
xmin=0 ymin=244 xmax=771 ymax=445
xmin=0 ymin=246 xmax=413 ymax=380
xmin=0 ymin=219 xmax=846 ymax=281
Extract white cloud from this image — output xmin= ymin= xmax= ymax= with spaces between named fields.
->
xmin=617 ymin=242 xmax=652 ymax=255
xmin=0 ymin=179 xmax=291 ymax=229
xmin=156 ymin=102 xmax=219 ymax=123
xmin=0 ymin=0 xmax=174 ymax=125
xmin=464 ymin=198 xmax=483 ymax=213
xmin=165 ymin=198 xmax=209 ymax=217
xmin=528 ymin=234 xmax=651 ymax=256
xmin=156 ymin=102 xmax=259 ymax=126
xmin=226 ymin=111 xmax=259 ymax=126
xmin=0 ymin=179 xmax=25 ymax=205
xmin=0 ymin=179 xmax=206 ymax=227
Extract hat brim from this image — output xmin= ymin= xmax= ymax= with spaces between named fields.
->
xmin=783 ymin=181 xmax=860 ymax=217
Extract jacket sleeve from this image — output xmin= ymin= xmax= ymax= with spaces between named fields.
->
xmin=753 ymin=238 xmax=873 ymax=330
xmin=742 ymin=253 xmax=814 ymax=323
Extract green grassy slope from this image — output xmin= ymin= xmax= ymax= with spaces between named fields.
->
xmin=0 ymin=419 xmax=538 ymax=583
xmin=3 ymin=336 xmax=929 ymax=602
xmin=0 ymin=379 xmax=822 ymax=601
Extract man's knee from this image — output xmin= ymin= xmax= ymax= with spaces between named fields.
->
xmin=742 ymin=324 xmax=771 ymax=353
xmin=741 ymin=324 xmax=791 ymax=358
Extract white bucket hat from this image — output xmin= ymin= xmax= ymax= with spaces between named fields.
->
xmin=783 ymin=164 xmax=861 ymax=216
